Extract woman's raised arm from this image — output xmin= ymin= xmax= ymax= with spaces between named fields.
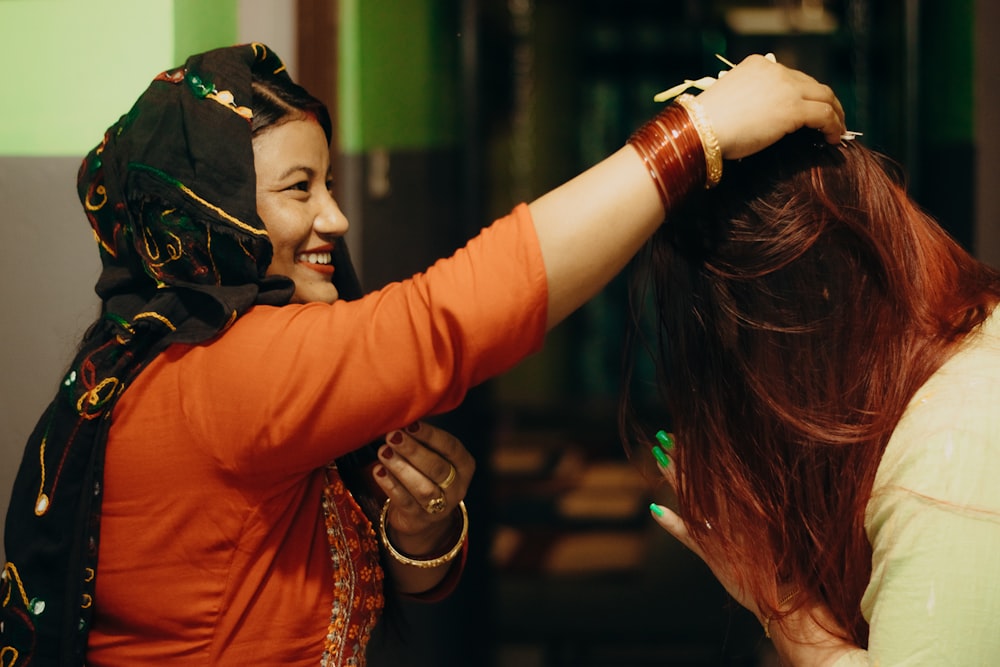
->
xmin=531 ymin=54 xmax=846 ymax=329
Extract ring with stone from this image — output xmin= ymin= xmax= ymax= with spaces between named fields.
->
xmin=425 ymin=495 xmax=447 ymax=514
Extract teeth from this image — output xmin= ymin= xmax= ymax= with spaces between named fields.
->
xmin=297 ymin=252 xmax=332 ymax=265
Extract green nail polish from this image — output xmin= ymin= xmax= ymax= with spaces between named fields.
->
xmin=649 ymin=503 xmax=665 ymax=517
xmin=655 ymin=430 xmax=675 ymax=450
xmin=652 ymin=445 xmax=670 ymax=468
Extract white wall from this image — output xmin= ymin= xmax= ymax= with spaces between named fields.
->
xmin=0 ymin=158 xmax=101 ymax=562
xmin=239 ymin=0 xmax=298 ymax=78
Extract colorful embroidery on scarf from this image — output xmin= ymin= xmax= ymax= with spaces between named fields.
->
xmin=154 ymin=64 xmax=253 ymax=120
xmin=2 ymin=43 xmax=295 ymax=666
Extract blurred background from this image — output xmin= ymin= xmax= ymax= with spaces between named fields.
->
xmin=2 ymin=1 xmax=997 ymax=665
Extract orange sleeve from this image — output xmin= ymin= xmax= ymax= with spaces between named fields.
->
xmin=158 ymin=204 xmax=547 ymax=477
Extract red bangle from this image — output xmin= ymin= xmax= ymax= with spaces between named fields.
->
xmin=627 ymin=102 xmax=706 ymax=214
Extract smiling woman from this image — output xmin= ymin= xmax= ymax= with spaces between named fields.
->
xmin=253 ymin=117 xmax=348 ymax=304
xmin=0 ymin=42 xmax=845 ymax=666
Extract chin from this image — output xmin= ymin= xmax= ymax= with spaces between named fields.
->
xmin=292 ymin=285 xmax=339 ymax=304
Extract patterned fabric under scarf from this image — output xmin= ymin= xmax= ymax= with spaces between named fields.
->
xmin=1 ymin=43 xmax=372 ymax=666
xmin=322 ymin=467 xmax=385 ymax=666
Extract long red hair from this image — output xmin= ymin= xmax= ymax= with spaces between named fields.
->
xmin=621 ymin=131 xmax=1000 ymax=646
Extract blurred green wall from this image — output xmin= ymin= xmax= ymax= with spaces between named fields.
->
xmin=0 ymin=0 xmax=237 ymax=157
xmin=1 ymin=0 xmax=458 ymax=156
xmin=339 ymin=0 xmax=460 ymax=152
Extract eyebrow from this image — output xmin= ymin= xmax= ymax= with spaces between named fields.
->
xmin=273 ymin=165 xmax=334 ymax=183
xmin=274 ymin=165 xmax=313 ymax=181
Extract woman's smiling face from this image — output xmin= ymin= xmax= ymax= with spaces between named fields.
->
xmin=253 ymin=117 xmax=349 ymax=304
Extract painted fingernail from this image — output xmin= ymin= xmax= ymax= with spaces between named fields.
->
xmin=374 ymin=465 xmax=388 ymax=477
xmin=388 ymin=431 xmax=403 ymax=445
xmin=380 ymin=446 xmax=394 ymax=460
xmin=405 ymin=422 xmax=420 ymax=433
xmin=652 ymin=445 xmax=670 ymax=469
xmin=655 ymin=430 xmax=674 ymax=450
xmin=649 ymin=503 xmax=665 ymax=518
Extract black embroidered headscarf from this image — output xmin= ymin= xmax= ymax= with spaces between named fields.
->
xmin=1 ymin=43 xmax=362 ymax=665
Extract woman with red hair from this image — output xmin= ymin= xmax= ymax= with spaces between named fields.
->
xmin=633 ymin=130 xmax=1000 ymax=664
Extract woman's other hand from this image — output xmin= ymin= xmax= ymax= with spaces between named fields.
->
xmin=372 ymin=421 xmax=474 ymax=588
xmin=698 ymin=53 xmax=847 ymax=159
xmin=648 ymin=438 xmax=861 ymax=666
xmin=646 ymin=436 xmax=758 ymax=614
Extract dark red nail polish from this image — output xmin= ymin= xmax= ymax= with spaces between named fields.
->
xmin=388 ymin=431 xmax=403 ymax=445
xmin=381 ymin=446 xmax=394 ymax=459
xmin=375 ymin=466 xmax=387 ymax=477
xmin=405 ymin=422 xmax=420 ymax=433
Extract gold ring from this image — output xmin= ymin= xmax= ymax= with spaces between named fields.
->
xmin=438 ymin=464 xmax=457 ymax=490
xmin=425 ymin=495 xmax=447 ymax=514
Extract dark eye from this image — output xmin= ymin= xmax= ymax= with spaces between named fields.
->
xmin=288 ymin=181 xmax=309 ymax=192
xmin=326 ymin=178 xmax=336 ymax=194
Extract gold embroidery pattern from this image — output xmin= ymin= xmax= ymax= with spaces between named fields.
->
xmin=320 ymin=467 xmax=384 ymax=667
xmin=132 ymin=312 xmax=177 ymax=332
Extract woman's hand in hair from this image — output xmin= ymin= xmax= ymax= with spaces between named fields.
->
xmin=647 ymin=446 xmax=760 ymax=616
xmin=649 ymin=449 xmax=863 ymax=666
xmin=698 ymin=53 xmax=847 ymax=159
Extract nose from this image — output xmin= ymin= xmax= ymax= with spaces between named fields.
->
xmin=314 ymin=190 xmax=349 ymax=237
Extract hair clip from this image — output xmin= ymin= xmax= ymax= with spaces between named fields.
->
xmin=653 ymin=53 xmax=775 ymax=103
xmin=653 ymin=76 xmax=719 ymax=103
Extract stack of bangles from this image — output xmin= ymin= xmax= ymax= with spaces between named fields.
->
xmin=379 ymin=499 xmax=469 ymax=569
xmin=627 ymin=93 xmax=722 ymax=211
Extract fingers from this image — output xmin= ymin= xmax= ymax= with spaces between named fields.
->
xmin=649 ymin=430 xmax=701 ymax=560
xmin=380 ymin=422 xmax=473 ymax=493
xmin=372 ymin=422 xmax=474 ymax=524
xmin=651 ymin=430 xmax=676 ymax=481
xmin=650 ymin=503 xmax=702 ymax=557
xmin=781 ymin=66 xmax=846 ymax=144
xmin=698 ymin=53 xmax=847 ymax=160
xmin=374 ymin=462 xmax=447 ymax=526
xmin=799 ymin=99 xmax=846 ymax=145
xmin=649 ymin=431 xmax=689 ymax=551
xmin=401 ymin=421 xmax=476 ymax=485
xmin=783 ymin=66 xmax=844 ymax=119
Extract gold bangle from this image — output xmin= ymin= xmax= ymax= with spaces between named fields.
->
xmin=674 ymin=93 xmax=723 ymax=188
xmin=379 ymin=499 xmax=468 ymax=569
xmin=763 ymin=589 xmax=798 ymax=639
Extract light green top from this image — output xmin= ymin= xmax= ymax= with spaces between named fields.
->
xmin=834 ymin=309 xmax=1000 ymax=666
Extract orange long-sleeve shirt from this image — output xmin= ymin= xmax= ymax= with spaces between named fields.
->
xmin=86 ymin=205 xmax=547 ymax=666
